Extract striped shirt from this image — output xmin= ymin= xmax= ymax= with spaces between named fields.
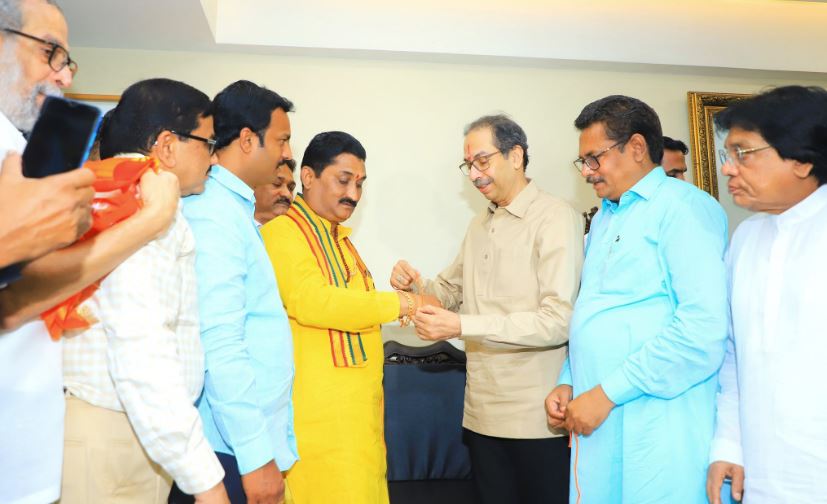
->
xmin=62 ymin=205 xmax=224 ymax=495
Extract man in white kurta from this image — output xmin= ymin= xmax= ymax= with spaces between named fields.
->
xmin=708 ymin=85 xmax=827 ymax=503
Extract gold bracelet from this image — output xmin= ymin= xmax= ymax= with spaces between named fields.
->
xmin=399 ymin=291 xmax=414 ymax=327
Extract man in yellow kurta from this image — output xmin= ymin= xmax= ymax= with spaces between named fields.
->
xmin=261 ymin=131 xmax=433 ymax=504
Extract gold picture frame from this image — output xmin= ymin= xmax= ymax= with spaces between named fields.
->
xmin=687 ymin=91 xmax=752 ymax=199
xmin=65 ymin=93 xmax=120 ymax=115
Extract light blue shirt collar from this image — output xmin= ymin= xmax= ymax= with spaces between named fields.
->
xmin=603 ymin=166 xmax=667 ymax=213
xmin=210 ymin=164 xmax=255 ymax=204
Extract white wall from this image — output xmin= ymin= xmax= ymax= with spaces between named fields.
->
xmin=69 ymin=48 xmax=827 ymax=341
xmin=209 ymin=0 xmax=827 ymax=74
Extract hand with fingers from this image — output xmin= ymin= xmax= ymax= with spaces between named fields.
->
xmin=413 ymin=305 xmax=460 ymax=341
xmin=390 ymin=259 xmax=421 ymax=291
xmin=545 ymin=385 xmax=573 ymax=429
xmin=136 ymin=168 xmax=181 ymax=239
xmin=0 ymin=152 xmax=95 ymax=266
xmin=562 ymin=385 xmax=614 ymax=436
xmin=241 ymin=460 xmax=285 ymax=504
xmin=707 ymin=461 xmax=745 ymax=504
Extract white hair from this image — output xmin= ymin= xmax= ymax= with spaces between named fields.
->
xmin=0 ymin=0 xmax=64 ymax=131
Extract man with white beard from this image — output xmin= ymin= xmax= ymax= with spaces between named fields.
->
xmin=0 ymin=1 xmax=93 ymax=269
xmin=0 ymin=1 xmax=178 ymax=502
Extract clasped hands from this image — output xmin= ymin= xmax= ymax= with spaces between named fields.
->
xmin=545 ymin=384 xmax=615 ymax=436
xmin=390 ymin=260 xmax=458 ymax=341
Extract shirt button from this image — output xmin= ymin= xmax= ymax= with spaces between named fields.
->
xmin=484 ymin=254 xmax=489 ymax=260
xmin=490 ymin=228 xmax=495 ymax=233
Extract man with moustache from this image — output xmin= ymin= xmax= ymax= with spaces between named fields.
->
xmin=392 ymin=114 xmax=583 ymax=503
xmin=254 ymin=158 xmax=296 ymax=226
xmin=0 ymin=0 xmax=93 ymax=274
xmin=706 ymin=86 xmax=827 ymax=504
xmin=261 ymin=131 xmax=436 ymax=503
xmin=180 ymin=80 xmax=298 ymax=504
xmin=61 ymin=78 xmax=228 ymax=504
xmin=545 ymin=95 xmax=728 ymax=504
xmin=0 ymin=2 xmax=179 ymax=503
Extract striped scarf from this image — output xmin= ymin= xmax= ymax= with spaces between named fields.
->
xmin=42 ymin=156 xmax=159 ymax=340
xmin=285 ymin=195 xmax=374 ymax=368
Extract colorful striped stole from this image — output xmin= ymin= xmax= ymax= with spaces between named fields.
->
xmin=286 ymin=196 xmax=375 ymax=368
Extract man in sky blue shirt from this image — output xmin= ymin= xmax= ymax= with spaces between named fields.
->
xmin=545 ymin=95 xmax=729 ymax=503
xmin=178 ymin=80 xmax=298 ymax=504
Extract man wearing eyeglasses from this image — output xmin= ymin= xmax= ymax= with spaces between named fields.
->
xmin=60 ymin=78 xmax=231 ymax=504
xmin=706 ymin=86 xmax=827 ymax=504
xmin=392 ymin=114 xmax=584 ymax=503
xmin=545 ymin=95 xmax=728 ymax=504
xmin=0 ymin=2 xmax=91 ymax=272
xmin=0 ymin=2 xmax=181 ymax=504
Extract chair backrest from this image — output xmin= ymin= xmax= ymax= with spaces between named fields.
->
xmin=383 ymin=341 xmax=471 ymax=481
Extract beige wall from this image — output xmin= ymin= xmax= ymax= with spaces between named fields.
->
xmin=69 ymin=48 xmax=827 ymax=340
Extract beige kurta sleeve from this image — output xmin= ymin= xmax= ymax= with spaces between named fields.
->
xmin=460 ymin=203 xmax=583 ymax=349
xmin=422 ymin=232 xmax=467 ymax=312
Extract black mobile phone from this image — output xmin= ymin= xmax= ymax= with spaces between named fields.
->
xmin=22 ymin=96 xmax=102 ymax=178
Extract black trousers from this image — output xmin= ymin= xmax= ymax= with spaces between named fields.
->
xmin=168 ymin=452 xmax=247 ymax=504
xmin=463 ymin=429 xmax=570 ymax=504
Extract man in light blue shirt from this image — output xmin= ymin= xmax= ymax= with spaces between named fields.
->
xmin=178 ymin=80 xmax=298 ymax=504
xmin=545 ymin=95 xmax=729 ymax=503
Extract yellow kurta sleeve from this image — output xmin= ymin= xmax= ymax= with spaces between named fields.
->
xmin=261 ymin=214 xmax=399 ymax=333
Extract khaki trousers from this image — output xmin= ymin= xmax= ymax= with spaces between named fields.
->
xmin=60 ymin=396 xmax=172 ymax=504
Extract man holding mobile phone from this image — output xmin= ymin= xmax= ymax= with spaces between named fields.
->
xmin=0 ymin=153 xmax=93 ymax=269
xmin=0 ymin=2 xmax=179 ymax=503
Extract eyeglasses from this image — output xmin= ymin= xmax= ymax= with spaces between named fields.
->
xmin=573 ymin=141 xmax=625 ymax=173
xmin=722 ymin=145 xmax=772 ymax=166
xmin=2 ymin=28 xmax=78 ymax=75
xmin=171 ymin=130 xmax=218 ymax=155
xmin=458 ymin=151 xmax=503 ymax=176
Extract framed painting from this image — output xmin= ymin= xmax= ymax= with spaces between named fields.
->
xmin=686 ymin=91 xmax=752 ymax=200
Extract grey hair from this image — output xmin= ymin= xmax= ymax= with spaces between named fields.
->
xmin=0 ymin=0 xmax=62 ymax=31
xmin=464 ymin=114 xmax=530 ymax=171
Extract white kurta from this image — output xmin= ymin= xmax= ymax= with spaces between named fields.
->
xmin=0 ymin=112 xmax=65 ymax=504
xmin=711 ymin=185 xmax=827 ymax=502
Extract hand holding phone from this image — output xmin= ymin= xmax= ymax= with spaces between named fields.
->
xmin=0 ymin=152 xmax=95 ymax=270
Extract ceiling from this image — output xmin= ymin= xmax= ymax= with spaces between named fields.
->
xmin=62 ymin=0 xmax=827 ymax=73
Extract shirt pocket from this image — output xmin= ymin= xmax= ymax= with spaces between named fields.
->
xmin=599 ymin=233 xmax=660 ymax=296
xmin=490 ymin=245 xmax=535 ymax=298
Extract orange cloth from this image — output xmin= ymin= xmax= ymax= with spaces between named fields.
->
xmin=41 ymin=156 xmax=159 ymax=340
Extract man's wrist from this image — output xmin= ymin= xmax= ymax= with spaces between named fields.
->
xmin=0 ymin=225 xmax=37 ymax=266
xmin=594 ymin=384 xmax=615 ymax=408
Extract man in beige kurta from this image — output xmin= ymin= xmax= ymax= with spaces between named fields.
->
xmin=392 ymin=114 xmax=583 ymax=504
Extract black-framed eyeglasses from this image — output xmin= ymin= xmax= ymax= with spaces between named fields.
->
xmin=722 ymin=145 xmax=771 ymax=166
xmin=458 ymin=150 xmax=503 ymax=176
xmin=1 ymin=28 xmax=78 ymax=75
xmin=171 ymin=130 xmax=217 ymax=155
xmin=573 ymin=140 xmax=625 ymax=173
